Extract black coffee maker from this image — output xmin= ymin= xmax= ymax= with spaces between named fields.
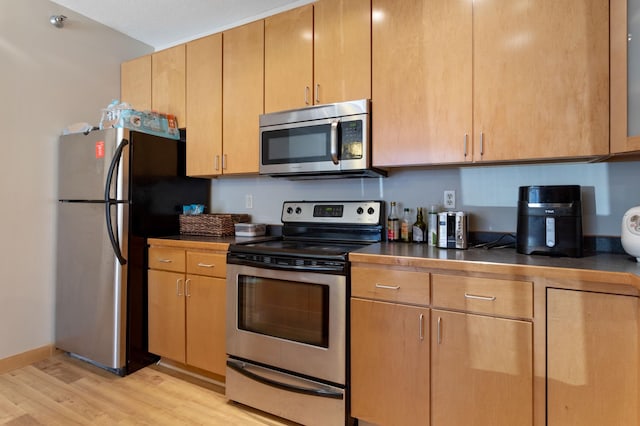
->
xmin=516 ymin=185 xmax=583 ymax=257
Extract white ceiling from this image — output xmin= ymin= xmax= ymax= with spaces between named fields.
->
xmin=50 ymin=0 xmax=314 ymax=50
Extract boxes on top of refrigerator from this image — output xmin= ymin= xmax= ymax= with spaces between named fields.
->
xmin=115 ymin=110 xmax=179 ymax=139
xmin=99 ymin=100 xmax=179 ymax=140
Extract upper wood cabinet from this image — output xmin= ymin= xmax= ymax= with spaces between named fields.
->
xmin=314 ymin=0 xmax=371 ymax=105
xmin=611 ymin=0 xmax=640 ymax=154
xmin=152 ymin=45 xmax=186 ymax=128
xmin=372 ymin=0 xmax=472 ymax=166
xmin=265 ymin=0 xmax=372 ymax=113
xmin=222 ymin=20 xmax=263 ymax=174
xmin=265 ymin=5 xmax=313 ymax=113
xmin=372 ymin=0 xmax=609 ymax=167
xmin=186 ymin=34 xmax=223 ymax=177
xmin=121 ymin=49 xmax=185 ymax=126
xmin=121 ymin=55 xmax=152 ymax=111
xmin=473 ymin=0 xmax=608 ymax=162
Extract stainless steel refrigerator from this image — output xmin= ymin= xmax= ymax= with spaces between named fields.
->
xmin=55 ymin=127 xmax=209 ymax=375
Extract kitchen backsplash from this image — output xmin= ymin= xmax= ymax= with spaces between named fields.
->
xmin=210 ymin=161 xmax=640 ymax=238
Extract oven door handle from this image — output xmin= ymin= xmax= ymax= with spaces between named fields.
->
xmin=227 ymin=359 xmax=343 ymax=400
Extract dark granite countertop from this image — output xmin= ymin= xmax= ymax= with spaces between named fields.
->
xmin=147 ymin=234 xmax=278 ymax=250
xmin=349 ymin=243 xmax=640 ymax=286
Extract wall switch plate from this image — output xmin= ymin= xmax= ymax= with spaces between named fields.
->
xmin=245 ymin=194 xmax=253 ymax=209
xmin=444 ymin=190 xmax=455 ymax=209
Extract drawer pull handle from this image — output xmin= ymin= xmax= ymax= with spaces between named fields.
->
xmin=464 ymin=293 xmax=496 ymax=301
xmin=375 ymin=284 xmax=400 ymax=290
xmin=158 ymin=259 xmax=172 ymax=263
xmin=419 ymin=313 xmax=425 ymax=341
xmin=197 ymin=262 xmax=215 ymax=268
xmin=437 ymin=316 xmax=442 ymax=344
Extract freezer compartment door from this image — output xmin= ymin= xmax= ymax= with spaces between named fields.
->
xmin=55 ymin=201 xmax=127 ymax=371
xmin=58 ymin=128 xmax=128 ymax=201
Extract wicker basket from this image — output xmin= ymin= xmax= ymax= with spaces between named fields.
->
xmin=179 ymin=213 xmax=250 ymax=237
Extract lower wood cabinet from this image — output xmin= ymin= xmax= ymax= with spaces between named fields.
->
xmin=351 ymin=298 xmax=429 ymax=426
xmin=431 ymin=309 xmax=532 ymax=426
xmin=184 ymin=273 xmax=226 ymax=374
xmin=148 ymin=269 xmax=186 ymax=362
xmin=349 ymin=255 xmax=640 ymax=426
xmin=547 ymin=288 xmax=639 ymax=425
xmin=148 ymin=246 xmax=227 ymax=376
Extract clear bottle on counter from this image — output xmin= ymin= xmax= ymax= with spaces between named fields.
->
xmin=387 ymin=201 xmax=400 ymax=242
xmin=427 ymin=204 xmax=439 ymax=246
xmin=400 ymin=208 xmax=412 ymax=242
xmin=412 ymin=207 xmax=426 ymax=243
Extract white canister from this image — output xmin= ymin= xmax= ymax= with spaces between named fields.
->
xmin=621 ymin=206 xmax=640 ymax=262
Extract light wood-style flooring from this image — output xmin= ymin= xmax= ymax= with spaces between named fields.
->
xmin=0 ymin=353 xmax=297 ymax=425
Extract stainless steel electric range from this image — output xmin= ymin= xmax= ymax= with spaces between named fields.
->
xmin=225 ymin=200 xmax=385 ymax=426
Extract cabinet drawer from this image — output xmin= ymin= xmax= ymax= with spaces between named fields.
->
xmin=432 ymin=274 xmax=533 ymax=319
xmin=186 ymin=251 xmax=227 ymax=278
xmin=148 ymin=247 xmax=185 ymax=272
xmin=351 ymin=266 xmax=429 ymax=306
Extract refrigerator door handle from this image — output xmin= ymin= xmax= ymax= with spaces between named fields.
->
xmin=105 ymin=138 xmax=128 ymax=265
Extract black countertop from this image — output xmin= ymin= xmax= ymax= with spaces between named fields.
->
xmin=350 ymin=242 xmax=640 ymax=278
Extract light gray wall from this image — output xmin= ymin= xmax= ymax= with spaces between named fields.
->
xmin=0 ymin=0 xmax=152 ymax=359
xmin=210 ymin=161 xmax=640 ymax=237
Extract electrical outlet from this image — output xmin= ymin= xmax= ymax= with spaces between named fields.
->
xmin=444 ymin=190 xmax=456 ymax=209
xmin=245 ymin=194 xmax=253 ymax=209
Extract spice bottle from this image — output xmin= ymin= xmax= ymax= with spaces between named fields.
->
xmin=387 ymin=202 xmax=400 ymax=242
xmin=400 ymin=208 xmax=412 ymax=242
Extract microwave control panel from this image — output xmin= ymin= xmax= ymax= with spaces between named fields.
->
xmin=341 ymin=120 xmax=363 ymax=159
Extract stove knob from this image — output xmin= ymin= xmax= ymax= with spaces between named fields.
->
xmin=357 ymin=207 xmax=364 ymax=215
xmin=295 ymin=207 xmax=302 ymax=214
xmin=368 ymin=207 xmax=375 ymax=215
xmin=286 ymin=207 xmax=293 ymax=214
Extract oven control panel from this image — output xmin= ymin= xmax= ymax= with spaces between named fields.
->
xmin=281 ymin=200 xmax=383 ymax=225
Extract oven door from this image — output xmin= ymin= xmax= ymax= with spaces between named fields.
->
xmin=226 ymin=263 xmax=346 ymax=385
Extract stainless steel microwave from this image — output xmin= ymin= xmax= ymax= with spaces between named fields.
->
xmin=259 ymin=99 xmax=386 ymax=179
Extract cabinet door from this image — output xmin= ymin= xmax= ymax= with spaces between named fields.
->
xmin=264 ymin=5 xmax=313 ymax=113
xmin=372 ymin=0 xmax=472 ymax=167
xmin=222 ymin=20 xmax=263 ymax=175
xmin=185 ymin=275 xmax=226 ymax=375
xmin=152 ymin=44 xmax=186 ymax=127
xmin=148 ymin=270 xmax=186 ymax=363
xmin=547 ymin=289 xmax=639 ymax=425
xmin=351 ymin=298 xmax=429 ymax=426
xmin=431 ymin=310 xmax=532 ymax=426
xmin=186 ymin=34 xmax=223 ymax=177
xmin=313 ymin=0 xmax=371 ymax=104
xmin=473 ymin=0 xmax=608 ymax=161
xmin=611 ymin=0 xmax=640 ymax=153
xmin=121 ymin=55 xmax=151 ymax=111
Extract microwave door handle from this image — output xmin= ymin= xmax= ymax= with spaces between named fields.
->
xmin=330 ymin=119 xmax=340 ymax=165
